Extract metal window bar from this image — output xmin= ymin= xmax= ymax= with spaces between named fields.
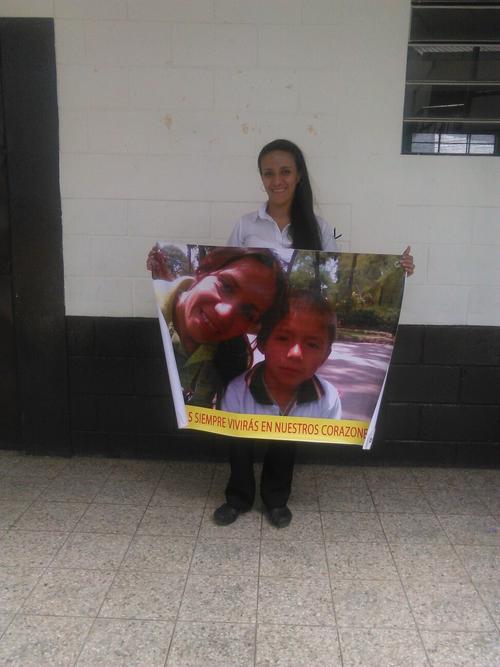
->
xmin=403 ymin=2 xmax=500 ymax=154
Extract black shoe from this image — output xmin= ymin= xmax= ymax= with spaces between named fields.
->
xmin=213 ymin=503 xmax=241 ymax=526
xmin=267 ymin=506 xmax=292 ymax=528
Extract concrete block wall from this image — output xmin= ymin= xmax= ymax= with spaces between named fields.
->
xmin=2 ymin=0 xmax=498 ymax=325
xmin=1 ymin=4 xmax=498 ymax=461
xmin=65 ymin=319 xmax=500 ymax=465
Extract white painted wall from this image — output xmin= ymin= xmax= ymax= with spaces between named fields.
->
xmin=2 ymin=0 xmax=499 ymax=325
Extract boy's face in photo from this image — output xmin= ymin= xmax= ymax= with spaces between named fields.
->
xmin=260 ymin=307 xmax=331 ymax=392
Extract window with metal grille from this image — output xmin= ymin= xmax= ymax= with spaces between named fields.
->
xmin=402 ymin=1 xmax=500 ymax=155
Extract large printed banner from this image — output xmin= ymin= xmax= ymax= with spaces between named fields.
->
xmin=152 ymin=244 xmax=406 ymax=449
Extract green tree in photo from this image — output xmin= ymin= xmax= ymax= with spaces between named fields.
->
xmin=287 ymin=251 xmax=404 ymax=337
xmin=162 ymin=245 xmax=190 ymax=277
xmin=289 ymin=251 xmax=339 ymax=294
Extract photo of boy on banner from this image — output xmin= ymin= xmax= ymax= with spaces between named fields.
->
xmin=222 ymin=289 xmax=342 ymax=420
xmin=150 ymin=243 xmax=406 ymax=448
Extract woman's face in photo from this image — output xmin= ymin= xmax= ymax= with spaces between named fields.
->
xmin=260 ymin=150 xmax=300 ymax=210
xmin=179 ymin=257 xmax=276 ymax=346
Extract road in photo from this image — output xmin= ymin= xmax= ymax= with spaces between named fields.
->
xmin=321 ymin=342 xmax=393 ymax=422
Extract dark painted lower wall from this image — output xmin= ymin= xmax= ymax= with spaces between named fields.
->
xmin=62 ymin=318 xmax=500 ymax=466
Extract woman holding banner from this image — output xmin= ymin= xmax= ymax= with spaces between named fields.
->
xmin=214 ymin=139 xmax=415 ymax=528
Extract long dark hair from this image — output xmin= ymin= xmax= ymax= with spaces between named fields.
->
xmin=197 ymin=246 xmax=281 ymax=282
xmin=258 ymin=139 xmax=323 ymax=251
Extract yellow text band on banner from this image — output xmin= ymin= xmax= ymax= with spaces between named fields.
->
xmin=185 ymin=406 xmax=368 ymax=446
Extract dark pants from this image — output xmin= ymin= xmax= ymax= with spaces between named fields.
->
xmin=225 ymin=439 xmax=296 ymax=511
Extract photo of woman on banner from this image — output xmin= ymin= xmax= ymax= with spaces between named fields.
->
xmin=148 ymin=246 xmax=286 ymax=408
xmin=222 ymin=288 xmax=342 ymax=420
xmin=150 ymin=245 xmax=410 ymax=430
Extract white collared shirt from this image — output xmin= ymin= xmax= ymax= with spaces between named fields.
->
xmin=221 ymin=366 xmax=342 ymax=420
xmin=227 ymin=204 xmax=339 ymax=251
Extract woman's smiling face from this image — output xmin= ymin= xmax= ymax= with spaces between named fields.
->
xmin=259 ymin=150 xmax=301 ymax=210
xmin=177 ymin=257 xmax=276 ymax=348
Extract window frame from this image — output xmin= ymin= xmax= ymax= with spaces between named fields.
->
xmin=402 ymin=1 xmax=500 ymax=156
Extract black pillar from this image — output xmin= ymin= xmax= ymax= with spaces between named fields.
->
xmin=0 ymin=18 xmax=70 ymax=454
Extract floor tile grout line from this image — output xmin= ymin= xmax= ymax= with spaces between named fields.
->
xmin=70 ymin=458 xmax=165 ymax=666
xmin=0 ymin=561 xmax=48 ymax=644
xmin=450 ymin=537 xmax=500 ymax=632
xmin=52 ymin=459 xmax=152 ymax=663
xmin=435 ymin=510 xmax=493 ymax=552
xmin=36 ymin=464 xmax=112 ymax=507
xmin=4 ymin=477 xmax=53 ymax=519
xmin=1 ymin=460 xmax=498 ymax=663
xmin=0 ymin=460 xmax=115 ymax=650
xmin=253 ymin=509 xmax=264 ymax=667
xmin=473 ymin=583 xmax=500 ymax=633
xmin=173 ymin=459 xmax=261 ymax=664
xmin=380 ymin=485 xmax=498 ymax=653
xmin=161 ymin=460 xmax=218 ymax=666
xmin=320 ymin=506 xmax=345 ymax=667
xmin=376 ymin=504 xmax=433 ymax=667
xmin=5 ymin=610 xmax=499 ymax=630
xmin=419 ymin=483 xmax=494 ymax=518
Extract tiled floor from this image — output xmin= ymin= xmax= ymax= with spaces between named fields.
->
xmin=0 ymin=452 xmax=498 ymax=666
